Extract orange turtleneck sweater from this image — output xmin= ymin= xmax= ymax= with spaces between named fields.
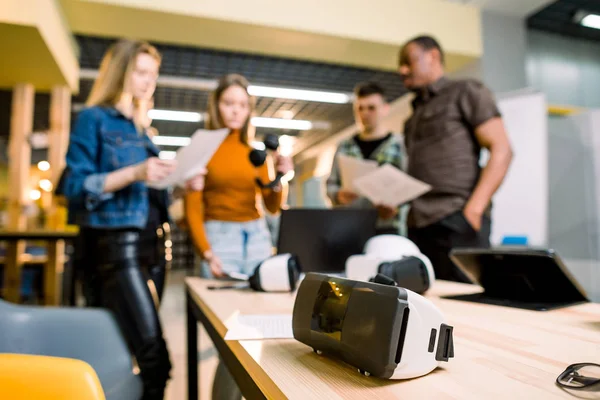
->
xmin=184 ymin=131 xmax=284 ymax=254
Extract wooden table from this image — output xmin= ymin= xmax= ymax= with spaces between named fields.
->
xmin=0 ymin=229 xmax=79 ymax=305
xmin=186 ymin=278 xmax=600 ymax=400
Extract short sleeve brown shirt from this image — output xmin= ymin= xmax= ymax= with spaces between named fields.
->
xmin=404 ymin=77 xmax=501 ymax=228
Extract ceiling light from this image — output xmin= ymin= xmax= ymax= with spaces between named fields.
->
xmin=30 ymin=189 xmax=41 ymax=201
xmin=80 ymin=69 xmax=353 ymax=104
xmin=148 ymin=109 xmax=203 ymax=122
xmin=581 ymin=13 xmax=600 ymax=29
xmin=251 ymin=117 xmax=312 ymax=130
xmin=152 ymin=136 xmax=191 ymax=146
xmin=248 ymin=85 xmax=351 ymax=104
xmin=159 ymin=151 xmax=177 ymax=160
xmin=39 ymin=179 xmax=53 ymax=192
xmin=37 ymin=161 xmax=50 ymax=171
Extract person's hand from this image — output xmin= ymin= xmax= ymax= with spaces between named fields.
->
xmin=336 ymin=189 xmax=359 ymax=205
xmin=185 ymin=168 xmax=207 ymax=191
xmin=463 ymin=202 xmax=484 ymax=232
xmin=203 ymin=250 xmax=225 ymax=278
xmin=376 ymin=205 xmax=398 ymax=220
xmin=134 ymin=157 xmax=177 ymax=184
xmin=274 ymin=154 xmax=294 ymax=176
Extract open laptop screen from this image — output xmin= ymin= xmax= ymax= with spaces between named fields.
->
xmin=277 ymin=208 xmax=378 ymax=273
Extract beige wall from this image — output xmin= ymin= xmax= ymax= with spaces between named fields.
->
xmin=61 ymin=0 xmax=482 ymax=72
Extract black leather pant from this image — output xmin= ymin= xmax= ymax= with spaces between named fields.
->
xmin=81 ymin=228 xmax=172 ymax=400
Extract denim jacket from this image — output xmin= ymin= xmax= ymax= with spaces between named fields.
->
xmin=60 ymin=106 xmax=169 ymax=229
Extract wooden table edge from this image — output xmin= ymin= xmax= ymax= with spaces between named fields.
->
xmin=185 ymin=279 xmax=288 ymax=400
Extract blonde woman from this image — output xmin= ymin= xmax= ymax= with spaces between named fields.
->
xmin=60 ymin=39 xmax=203 ymax=400
xmin=185 ymin=74 xmax=294 ymax=279
xmin=185 ymin=73 xmax=293 ymax=400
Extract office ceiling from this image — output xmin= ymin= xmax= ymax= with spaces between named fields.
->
xmin=0 ymin=35 xmax=408 ymax=161
xmin=527 ymin=0 xmax=600 ymax=42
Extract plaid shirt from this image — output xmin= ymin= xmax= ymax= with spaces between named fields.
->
xmin=326 ymin=133 xmax=407 ymax=235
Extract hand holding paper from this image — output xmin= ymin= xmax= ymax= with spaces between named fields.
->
xmin=353 ymin=164 xmax=431 ymax=208
xmin=147 ymin=128 xmax=229 ymax=189
xmin=337 ymin=154 xmax=378 ymax=191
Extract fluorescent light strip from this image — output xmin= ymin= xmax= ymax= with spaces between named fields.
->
xmin=159 ymin=151 xmax=177 ymax=160
xmin=80 ymin=69 xmax=351 ymax=104
xmin=248 ymin=85 xmax=351 ymax=104
xmin=148 ymin=109 xmax=203 ymax=122
xmin=152 ymin=136 xmax=191 ymax=146
xmin=251 ymin=117 xmax=312 ymax=130
xmin=581 ymin=14 xmax=600 ymax=29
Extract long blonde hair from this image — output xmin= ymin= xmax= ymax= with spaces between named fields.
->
xmin=207 ymin=74 xmax=255 ymax=145
xmin=86 ymin=39 xmax=161 ymax=129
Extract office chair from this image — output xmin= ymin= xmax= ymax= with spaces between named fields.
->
xmin=0 ymin=299 xmax=142 ymax=400
xmin=0 ymin=353 xmax=106 ymax=400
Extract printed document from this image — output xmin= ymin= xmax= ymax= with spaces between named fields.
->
xmin=353 ymin=164 xmax=431 ymax=208
xmin=148 ymin=128 xmax=229 ymax=189
xmin=224 ymin=314 xmax=294 ymax=341
xmin=337 ymin=154 xmax=379 ymax=191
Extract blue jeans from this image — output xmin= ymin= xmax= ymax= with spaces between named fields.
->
xmin=202 ymin=219 xmax=273 ymax=278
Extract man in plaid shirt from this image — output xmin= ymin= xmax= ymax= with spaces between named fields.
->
xmin=326 ymin=82 xmax=407 ymax=236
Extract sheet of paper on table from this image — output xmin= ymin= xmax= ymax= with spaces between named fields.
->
xmin=337 ymin=154 xmax=379 ymax=191
xmin=353 ymin=164 xmax=432 ymax=208
xmin=224 ymin=314 xmax=294 ymax=341
xmin=147 ymin=128 xmax=229 ymax=189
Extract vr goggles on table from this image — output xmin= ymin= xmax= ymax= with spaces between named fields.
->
xmin=292 ymin=272 xmax=454 ymax=380
xmin=209 ymin=253 xmax=302 ymax=293
xmin=346 ymin=235 xmax=435 ymax=294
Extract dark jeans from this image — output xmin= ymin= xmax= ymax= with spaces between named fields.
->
xmin=80 ymin=229 xmax=172 ymax=400
xmin=408 ymin=210 xmax=491 ymax=283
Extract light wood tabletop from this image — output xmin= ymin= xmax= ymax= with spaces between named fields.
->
xmin=0 ymin=229 xmax=79 ymax=240
xmin=186 ymin=277 xmax=600 ymax=400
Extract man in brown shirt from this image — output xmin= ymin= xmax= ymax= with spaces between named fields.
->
xmin=398 ymin=35 xmax=513 ymax=282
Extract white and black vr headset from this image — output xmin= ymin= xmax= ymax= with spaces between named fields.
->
xmin=292 ymin=273 xmax=454 ymax=380
xmin=214 ymin=253 xmax=302 ymax=293
xmin=345 ymin=235 xmax=435 ymax=294
xmin=248 ymin=253 xmax=302 ymax=292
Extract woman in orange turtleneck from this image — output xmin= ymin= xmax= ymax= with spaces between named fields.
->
xmin=185 ymin=74 xmax=293 ymax=278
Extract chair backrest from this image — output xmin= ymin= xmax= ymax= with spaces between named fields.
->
xmin=0 ymin=299 xmax=46 ymax=353
xmin=0 ymin=299 xmax=142 ymax=400
xmin=0 ymin=353 xmax=106 ymax=400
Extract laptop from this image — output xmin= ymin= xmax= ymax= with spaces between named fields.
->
xmin=447 ymin=248 xmax=589 ymax=311
xmin=276 ymin=208 xmax=378 ymax=274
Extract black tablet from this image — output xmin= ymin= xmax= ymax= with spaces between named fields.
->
xmin=447 ymin=248 xmax=589 ymax=311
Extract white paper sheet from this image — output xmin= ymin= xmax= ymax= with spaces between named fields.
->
xmin=353 ymin=164 xmax=432 ymax=208
xmin=224 ymin=314 xmax=294 ymax=341
xmin=147 ymin=128 xmax=229 ymax=189
xmin=337 ymin=154 xmax=378 ymax=191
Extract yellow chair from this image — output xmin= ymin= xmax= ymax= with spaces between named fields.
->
xmin=0 ymin=353 xmax=106 ymax=400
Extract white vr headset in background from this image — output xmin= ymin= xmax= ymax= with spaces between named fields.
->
xmin=346 ymin=235 xmax=436 ymax=294
xmin=215 ymin=253 xmax=302 ymax=293
xmin=249 ymin=253 xmax=301 ymax=292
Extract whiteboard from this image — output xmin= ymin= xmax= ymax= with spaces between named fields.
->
xmin=491 ymin=91 xmax=548 ymax=246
